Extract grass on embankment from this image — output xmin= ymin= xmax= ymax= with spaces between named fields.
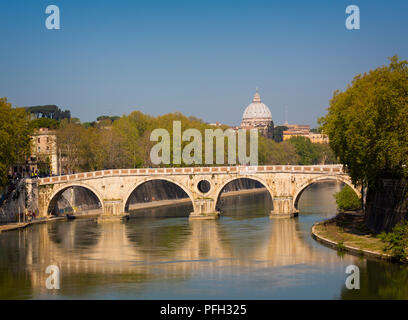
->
xmin=314 ymin=211 xmax=388 ymax=255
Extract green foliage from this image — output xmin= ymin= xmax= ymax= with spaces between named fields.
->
xmin=334 ymin=185 xmax=361 ymax=211
xmin=286 ymin=136 xmax=336 ymax=165
xmin=26 ymin=105 xmax=70 ymax=120
xmin=287 ymin=136 xmax=319 ymax=165
xmin=37 ymin=156 xmax=51 ymax=176
xmin=337 ymin=241 xmax=346 ymax=251
xmin=313 ymin=142 xmax=338 ymax=164
xmin=0 ymin=98 xmax=32 ymax=188
xmin=29 ymin=117 xmax=60 ymax=130
xmin=272 ymin=126 xmax=288 ymax=142
xmin=258 ymin=137 xmax=300 ymax=165
xmin=319 ymin=56 xmax=408 ymax=187
xmin=96 ymin=115 xmax=120 ymax=123
xmin=379 ymin=220 xmax=408 ymax=262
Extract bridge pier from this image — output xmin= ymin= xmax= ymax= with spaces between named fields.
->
xmin=270 ymin=197 xmax=298 ymax=219
xmin=189 ymin=198 xmax=220 ymax=220
xmin=98 ymin=199 xmax=129 ymax=222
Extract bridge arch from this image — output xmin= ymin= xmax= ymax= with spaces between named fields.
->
xmin=47 ymin=183 xmax=104 ymax=216
xmin=214 ymin=175 xmax=274 ymax=211
xmin=123 ymin=176 xmax=196 ymax=213
xmin=293 ymin=175 xmax=360 ymax=210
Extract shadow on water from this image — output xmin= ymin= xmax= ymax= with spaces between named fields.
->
xmin=219 ymin=191 xmax=272 ymax=220
xmin=128 ymin=202 xmax=192 ymax=218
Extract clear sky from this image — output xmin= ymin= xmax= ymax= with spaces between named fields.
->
xmin=1 ymin=0 xmax=407 ymax=127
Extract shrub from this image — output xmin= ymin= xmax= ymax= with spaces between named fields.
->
xmin=334 ymin=185 xmax=361 ymax=211
xmin=379 ymin=220 xmax=408 ymax=262
xmin=337 ymin=241 xmax=346 ymax=251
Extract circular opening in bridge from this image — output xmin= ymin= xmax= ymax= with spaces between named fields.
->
xmin=197 ymin=180 xmax=211 ymax=194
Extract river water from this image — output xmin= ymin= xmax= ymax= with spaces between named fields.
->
xmin=1 ymin=181 xmax=407 ymax=299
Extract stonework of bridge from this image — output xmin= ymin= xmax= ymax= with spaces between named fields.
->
xmin=33 ymin=164 xmax=359 ymax=220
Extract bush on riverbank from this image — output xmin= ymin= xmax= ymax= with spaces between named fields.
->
xmin=334 ymin=185 xmax=361 ymax=211
xmin=379 ymin=220 xmax=408 ymax=262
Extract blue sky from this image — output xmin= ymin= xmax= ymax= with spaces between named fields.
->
xmin=1 ymin=0 xmax=407 ymax=126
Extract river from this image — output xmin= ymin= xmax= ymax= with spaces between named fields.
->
xmin=0 ymin=181 xmax=407 ymax=299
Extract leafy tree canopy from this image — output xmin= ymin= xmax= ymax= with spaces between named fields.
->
xmin=334 ymin=185 xmax=361 ymax=211
xmin=319 ymin=56 xmax=408 ymax=186
xmin=29 ymin=118 xmax=60 ymax=130
xmin=26 ymin=105 xmax=71 ymax=120
xmin=287 ymin=136 xmax=320 ymax=165
xmin=0 ymin=98 xmax=32 ymax=188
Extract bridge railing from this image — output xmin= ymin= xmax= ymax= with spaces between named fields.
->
xmin=36 ymin=165 xmax=345 ymax=185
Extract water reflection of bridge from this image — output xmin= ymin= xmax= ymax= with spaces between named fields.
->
xmin=23 ymin=216 xmax=349 ymax=292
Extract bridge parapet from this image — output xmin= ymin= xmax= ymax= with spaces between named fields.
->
xmin=38 ymin=165 xmax=345 ymax=186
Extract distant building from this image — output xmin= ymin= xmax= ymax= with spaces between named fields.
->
xmin=31 ymin=128 xmax=58 ymax=175
xmin=240 ymin=89 xmax=274 ymax=138
xmin=282 ymin=123 xmax=329 ymax=143
xmin=309 ymin=132 xmax=329 ymax=144
xmin=11 ymin=128 xmax=59 ymax=177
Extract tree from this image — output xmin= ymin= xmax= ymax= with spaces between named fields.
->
xmin=113 ymin=116 xmax=144 ymax=168
xmin=56 ymin=121 xmax=85 ymax=174
xmin=258 ymin=137 xmax=300 ymax=165
xmin=26 ymin=105 xmax=70 ymax=120
xmin=287 ymin=136 xmax=319 ymax=165
xmin=379 ymin=220 xmax=408 ymax=262
xmin=272 ymin=126 xmax=288 ymax=142
xmin=334 ymin=185 xmax=361 ymax=211
xmin=0 ymin=98 xmax=32 ymax=188
xmin=319 ymin=56 xmax=408 ymax=187
xmin=37 ymin=156 xmax=52 ymax=176
xmin=313 ymin=143 xmax=337 ymax=164
xmin=78 ymin=126 xmax=106 ymax=171
xmin=29 ymin=117 xmax=60 ymax=130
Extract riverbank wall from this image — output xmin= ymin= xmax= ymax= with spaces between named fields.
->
xmin=311 ymin=212 xmax=394 ymax=262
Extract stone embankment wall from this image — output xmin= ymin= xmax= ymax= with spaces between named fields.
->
xmin=0 ymin=179 xmax=37 ymax=223
xmin=365 ymin=178 xmax=408 ymax=233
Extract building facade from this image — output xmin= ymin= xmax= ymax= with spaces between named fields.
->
xmin=31 ymin=128 xmax=58 ymax=175
xmin=282 ymin=123 xmax=329 ymax=143
xmin=10 ymin=128 xmax=58 ymax=178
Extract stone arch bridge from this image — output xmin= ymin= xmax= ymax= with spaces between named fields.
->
xmin=31 ymin=165 xmax=359 ymax=220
